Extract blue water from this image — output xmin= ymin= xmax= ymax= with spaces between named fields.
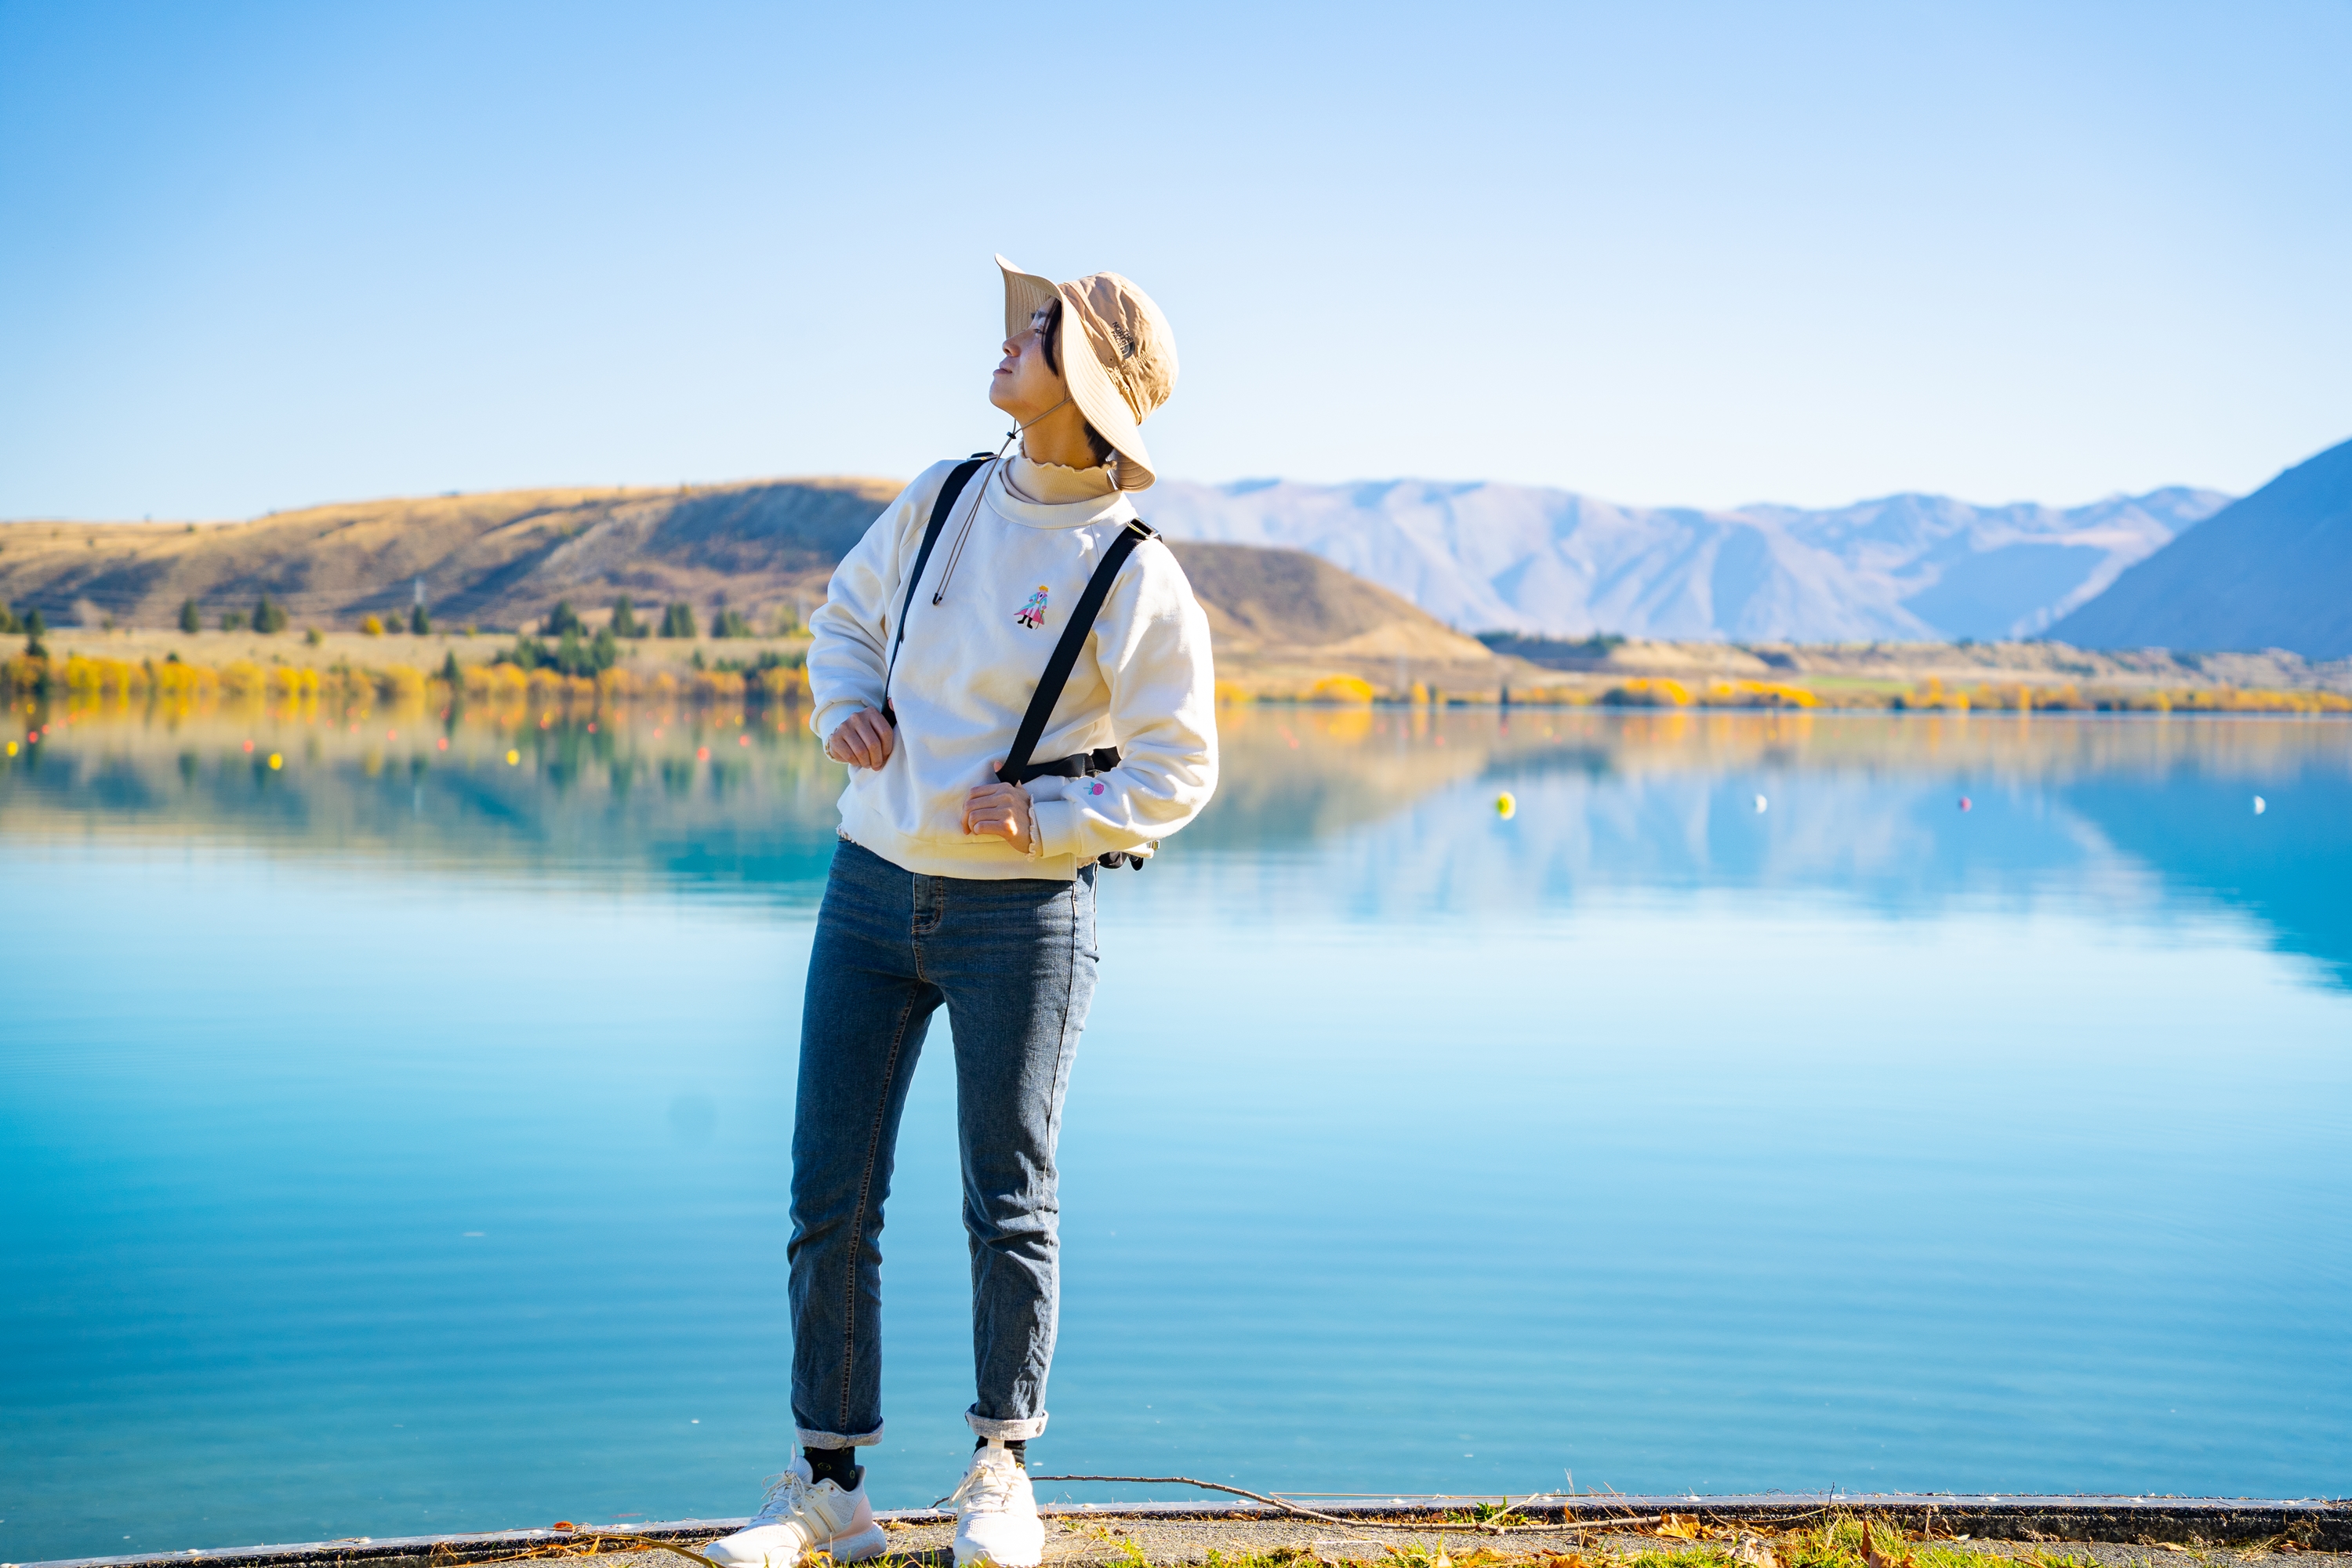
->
xmin=4 ymin=706 xmax=2349 ymax=1562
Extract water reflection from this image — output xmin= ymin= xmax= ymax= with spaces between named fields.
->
xmin=8 ymin=702 xmax=2347 ymax=981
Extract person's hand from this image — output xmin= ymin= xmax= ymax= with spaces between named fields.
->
xmin=825 ymin=707 xmax=896 ymax=770
xmin=964 ymin=760 xmax=1035 ymax=854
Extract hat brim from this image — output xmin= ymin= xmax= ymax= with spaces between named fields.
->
xmin=996 ymin=255 xmax=1058 ymax=343
xmin=996 ymin=254 xmax=1156 ymax=490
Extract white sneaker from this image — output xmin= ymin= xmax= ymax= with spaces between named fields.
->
xmin=947 ymin=1442 xmax=1044 ymax=1567
xmin=703 ymin=1457 xmax=886 ymax=1568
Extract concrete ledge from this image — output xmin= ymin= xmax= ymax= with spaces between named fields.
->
xmin=21 ymin=1495 xmax=2349 ymax=1568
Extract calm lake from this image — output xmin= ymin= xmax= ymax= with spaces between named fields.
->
xmin=4 ymin=702 xmax=2349 ymax=1563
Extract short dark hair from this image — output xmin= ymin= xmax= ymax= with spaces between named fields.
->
xmin=1037 ymin=299 xmax=1117 ymax=467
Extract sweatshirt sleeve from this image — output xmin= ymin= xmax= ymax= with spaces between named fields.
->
xmin=1029 ymin=539 xmax=1220 ymax=863
xmin=805 ymin=463 xmax=953 ymax=744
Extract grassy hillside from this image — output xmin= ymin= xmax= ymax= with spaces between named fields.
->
xmin=1166 ymin=542 xmax=1490 ymax=660
xmin=0 ymin=477 xmax=901 ymax=634
xmin=1 ymin=482 xmax=1513 ymax=698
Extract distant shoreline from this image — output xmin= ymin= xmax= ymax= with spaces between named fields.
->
xmin=8 ymin=630 xmax=2350 ymax=720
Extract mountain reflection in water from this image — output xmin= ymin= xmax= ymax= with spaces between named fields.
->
xmin=6 ymin=704 xmax=2347 ymax=983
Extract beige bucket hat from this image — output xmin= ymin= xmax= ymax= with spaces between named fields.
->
xmin=996 ymin=254 xmax=1177 ymax=491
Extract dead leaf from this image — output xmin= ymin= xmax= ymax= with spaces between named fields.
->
xmin=1658 ymin=1514 xmax=1701 ymax=1541
xmin=1858 ymin=1523 xmax=1914 ymax=1568
xmin=1735 ymin=1534 xmax=1781 ymax=1568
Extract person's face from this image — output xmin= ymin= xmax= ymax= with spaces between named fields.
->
xmin=989 ymin=307 xmax=1069 ymax=423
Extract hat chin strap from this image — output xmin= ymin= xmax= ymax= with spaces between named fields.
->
xmin=1018 ymin=394 xmax=1131 ymax=486
xmin=1016 ymin=396 xmax=1071 ymax=434
xmin=931 ymin=394 xmax=1080 ymax=608
xmin=1019 ymin=394 xmax=1134 ymax=488
xmin=1010 ymin=394 xmax=1074 ymax=463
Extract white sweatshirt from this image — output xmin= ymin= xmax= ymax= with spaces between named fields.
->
xmin=807 ymin=457 xmax=1219 ymax=880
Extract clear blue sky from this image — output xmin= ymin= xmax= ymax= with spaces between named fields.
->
xmin=3 ymin=0 xmax=2347 ymax=520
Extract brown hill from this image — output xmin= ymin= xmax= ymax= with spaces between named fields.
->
xmin=0 ymin=484 xmax=1492 ymax=669
xmin=1164 ymin=541 xmax=1489 ymax=660
xmin=0 ymin=478 xmax=901 ymax=633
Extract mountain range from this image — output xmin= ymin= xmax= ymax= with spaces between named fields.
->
xmin=1145 ymin=478 xmax=2229 ymax=642
xmin=12 ymin=437 xmax=2351 ymax=659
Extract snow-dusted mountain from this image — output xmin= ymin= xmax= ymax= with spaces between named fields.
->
xmin=1144 ymin=478 xmax=2230 ymax=641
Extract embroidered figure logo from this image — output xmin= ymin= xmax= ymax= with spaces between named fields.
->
xmin=1014 ymin=585 xmax=1049 ymax=630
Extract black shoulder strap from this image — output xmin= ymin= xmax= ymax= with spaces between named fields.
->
xmin=881 ymin=455 xmax=990 ymax=724
xmin=996 ymin=517 xmax=1158 ymax=785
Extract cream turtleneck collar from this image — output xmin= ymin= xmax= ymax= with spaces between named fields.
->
xmin=1004 ymin=452 xmax=1119 ymax=504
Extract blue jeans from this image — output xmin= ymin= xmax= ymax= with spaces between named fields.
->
xmin=789 ymin=839 xmax=1099 ymax=1449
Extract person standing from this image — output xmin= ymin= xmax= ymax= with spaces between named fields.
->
xmin=704 ymin=256 xmax=1217 ymax=1568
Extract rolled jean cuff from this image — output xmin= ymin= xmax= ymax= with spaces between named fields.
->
xmin=797 ymin=1422 xmax=884 ymax=1450
xmin=965 ymin=1406 xmax=1048 ymax=1442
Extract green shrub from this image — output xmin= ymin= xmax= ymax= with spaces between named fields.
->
xmin=252 ymin=594 xmax=288 ymax=633
xmin=659 ymin=601 xmax=698 ymax=639
xmin=712 ymin=608 xmax=753 ymax=639
xmin=711 ymin=648 xmax=803 ymax=674
xmin=411 ymin=603 xmax=432 ymax=636
xmin=610 ymin=596 xmax=645 ymax=637
xmin=543 ymin=600 xmax=585 ymax=637
xmin=495 ymin=626 xmax=617 ymax=678
xmin=179 ymin=598 xmax=201 ymax=634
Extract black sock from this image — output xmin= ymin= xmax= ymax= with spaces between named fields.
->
xmin=975 ymin=1436 xmax=1028 ymax=1469
xmin=805 ymin=1447 xmax=863 ymax=1491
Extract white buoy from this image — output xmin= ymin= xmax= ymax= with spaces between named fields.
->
xmin=2253 ymin=795 xmax=2267 ymax=815
xmin=1754 ymin=793 xmax=1768 ymax=813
